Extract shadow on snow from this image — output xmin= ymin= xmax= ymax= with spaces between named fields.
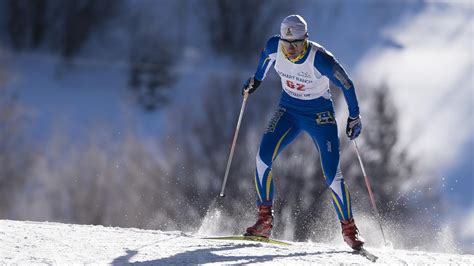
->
xmin=111 ymin=243 xmax=352 ymax=265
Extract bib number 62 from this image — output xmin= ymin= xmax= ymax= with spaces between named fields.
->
xmin=286 ymin=80 xmax=305 ymax=91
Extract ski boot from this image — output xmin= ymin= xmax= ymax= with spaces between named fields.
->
xmin=244 ymin=205 xmax=273 ymax=238
xmin=341 ymin=218 xmax=365 ymax=250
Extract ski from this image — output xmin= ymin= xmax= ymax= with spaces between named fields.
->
xmin=204 ymin=235 xmax=292 ymax=246
xmin=354 ymin=247 xmax=378 ymax=262
xmin=206 ymin=236 xmax=377 ymax=261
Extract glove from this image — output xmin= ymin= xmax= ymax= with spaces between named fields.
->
xmin=346 ymin=115 xmax=362 ymax=140
xmin=242 ymin=76 xmax=261 ymax=95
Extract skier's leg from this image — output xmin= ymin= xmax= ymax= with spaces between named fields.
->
xmin=310 ymin=118 xmax=353 ymax=221
xmin=307 ymin=110 xmax=363 ymax=249
xmin=254 ymin=107 xmax=300 ymax=206
xmin=245 ymin=107 xmax=300 ymax=238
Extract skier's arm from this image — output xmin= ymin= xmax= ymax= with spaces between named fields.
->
xmin=243 ymin=36 xmax=279 ymax=95
xmin=314 ymin=49 xmax=360 ymax=118
xmin=242 ymin=36 xmax=280 ymax=95
xmin=254 ymin=36 xmax=279 ymax=81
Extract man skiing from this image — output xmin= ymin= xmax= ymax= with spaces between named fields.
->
xmin=242 ymin=15 xmax=364 ymax=250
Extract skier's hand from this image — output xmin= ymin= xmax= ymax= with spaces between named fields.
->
xmin=242 ymin=76 xmax=261 ymax=96
xmin=346 ymin=115 xmax=362 ymax=140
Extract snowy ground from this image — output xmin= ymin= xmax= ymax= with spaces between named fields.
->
xmin=1 ymin=220 xmax=472 ymax=265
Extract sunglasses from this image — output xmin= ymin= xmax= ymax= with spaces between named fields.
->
xmin=280 ymin=38 xmax=305 ymax=47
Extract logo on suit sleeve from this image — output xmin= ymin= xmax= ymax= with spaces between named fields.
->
xmin=333 ymin=67 xmax=352 ymax=90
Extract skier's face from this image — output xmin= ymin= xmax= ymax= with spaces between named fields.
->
xmin=281 ymin=38 xmax=307 ymax=60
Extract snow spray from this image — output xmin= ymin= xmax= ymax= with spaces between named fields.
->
xmin=196 ymin=198 xmax=234 ymax=236
xmin=197 ymin=200 xmax=223 ymax=235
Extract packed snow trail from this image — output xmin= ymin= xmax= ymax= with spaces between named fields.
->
xmin=0 ymin=220 xmax=472 ymax=265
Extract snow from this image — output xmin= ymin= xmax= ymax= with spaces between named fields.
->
xmin=1 ymin=220 xmax=472 ymax=265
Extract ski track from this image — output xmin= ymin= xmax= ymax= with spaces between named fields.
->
xmin=0 ymin=220 xmax=473 ymax=265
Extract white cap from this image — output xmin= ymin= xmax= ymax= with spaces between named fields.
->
xmin=280 ymin=15 xmax=307 ymax=40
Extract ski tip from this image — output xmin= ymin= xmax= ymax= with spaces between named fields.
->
xmin=355 ymin=247 xmax=379 ymax=262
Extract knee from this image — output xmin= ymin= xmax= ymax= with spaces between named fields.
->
xmin=325 ymin=167 xmax=343 ymax=187
xmin=257 ymin=148 xmax=273 ymax=167
xmin=320 ymin=154 xmax=341 ymax=184
xmin=256 ymin=151 xmax=272 ymax=179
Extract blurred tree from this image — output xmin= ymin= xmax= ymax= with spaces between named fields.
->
xmin=60 ymin=131 xmax=171 ymax=228
xmin=58 ymin=0 xmax=123 ymax=58
xmin=4 ymin=0 xmax=123 ymax=58
xmin=197 ymin=0 xmax=290 ymax=60
xmin=31 ymin=0 xmax=48 ymax=48
xmin=14 ymin=124 xmax=176 ymax=229
xmin=0 ymin=89 xmax=34 ymax=218
xmin=6 ymin=0 xmax=49 ymax=48
xmin=128 ymin=43 xmax=175 ymax=112
xmin=6 ymin=0 xmax=29 ymax=50
xmin=127 ymin=5 xmax=178 ymax=112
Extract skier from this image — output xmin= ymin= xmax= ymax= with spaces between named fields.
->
xmin=242 ymin=14 xmax=364 ymax=250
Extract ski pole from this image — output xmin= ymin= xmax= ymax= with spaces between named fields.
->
xmin=219 ymin=92 xmax=249 ymax=197
xmin=352 ymin=139 xmax=388 ymax=245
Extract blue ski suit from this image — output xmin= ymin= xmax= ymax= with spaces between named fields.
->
xmin=251 ymin=36 xmax=360 ymax=221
